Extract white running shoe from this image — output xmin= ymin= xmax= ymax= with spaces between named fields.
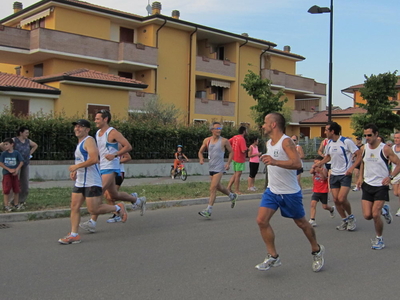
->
xmin=312 ymin=245 xmax=325 ymax=272
xmin=309 ymin=219 xmax=317 ymax=227
xmin=329 ymin=206 xmax=336 ymax=218
xmin=255 ymin=254 xmax=281 ymax=271
xmin=79 ymin=220 xmax=96 ymax=233
xmin=396 ymin=207 xmax=400 ymax=217
xmin=382 ymin=204 xmax=393 ymax=224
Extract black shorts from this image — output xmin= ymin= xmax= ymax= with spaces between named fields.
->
xmin=296 ymin=168 xmax=304 ymax=175
xmin=330 ymin=174 xmax=352 ymax=189
xmin=361 ymin=182 xmax=389 ymax=202
xmin=311 ymin=192 xmax=328 ymax=205
xmin=249 ymin=162 xmax=259 ymax=178
xmin=325 ymin=163 xmax=331 ymax=170
xmin=209 ymin=171 xmax=223 ymax=176
xmin=115 ymin=172 xmax=125 ymax=186
xmin=72 ymin=186 xmax=102 ymax=197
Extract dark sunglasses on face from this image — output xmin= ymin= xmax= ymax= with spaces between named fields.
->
xmin=364 ymin=134 xmax=373 ymax=137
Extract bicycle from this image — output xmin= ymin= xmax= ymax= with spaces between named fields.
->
xmin=170 ymin=161 xmax=187 ymax=181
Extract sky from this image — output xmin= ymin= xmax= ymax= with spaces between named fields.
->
xmin=1 ymin=0 xmax=399 ymax=109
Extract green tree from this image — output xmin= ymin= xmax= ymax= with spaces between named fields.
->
xmin=241 ymin=70 xmax=288 ymax=127
xmin=351 ymin=71 xmax=400 ymax=138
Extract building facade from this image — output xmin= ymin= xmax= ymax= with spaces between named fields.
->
xmin=0 ymin=0 xmax=326 ymax=128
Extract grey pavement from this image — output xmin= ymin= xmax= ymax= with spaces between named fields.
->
xmin=1 ymin=190 xmax=400 ymax=300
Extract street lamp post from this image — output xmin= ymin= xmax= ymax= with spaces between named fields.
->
xmin=308 ymin=0 xmax=333 ymax=122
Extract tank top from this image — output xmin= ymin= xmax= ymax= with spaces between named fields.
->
xmin=363 ymin=142 xmax=389 ymax=186
xmin=13 ymin=137 xmax=31 ymax=165
xmin=392 ymin=145 xmax=400 ymax=181
xmin=249 ymin=145 xmax=260 ymax=163
xmin=208 ymin=136 xmax=225 ymax=173
xmin=75 ymin=136 xmax=102 ymax=188
xmin=267 ymin=134 xmax=300 ymax=194
xmin=96 ymin=127 xmax=120 ymax=170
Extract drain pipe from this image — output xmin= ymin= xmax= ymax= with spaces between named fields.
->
xmin=154 ymin=19 xmax=167 ymax=94
xmin=188 ymin=26 xmax=198 ymax=124
xmin=237 ymin=39 xmax=248 ymax=125
xmin=259 ymin=46 xmax=271 ymax=77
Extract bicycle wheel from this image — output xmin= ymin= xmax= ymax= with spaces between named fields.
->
xmin=170 ymin=168 xmax=175 ymax=179
xmin=181 ymin=168 xmax=187 ymax=181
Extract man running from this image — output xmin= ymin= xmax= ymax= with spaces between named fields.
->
xmin=391 ymin=132 xmax=400 ymax=216
xmin=314 ymin=122 xmax=360 ymax=231
xmin=58 ymin=119 xmax=127 ymax=244
xmin=80 ymin=110 xmax=146 ymax=233
xmin=198 ymin=122 xmax=238 ymax=218
xmin=356 ymin=123 xmax=400 ymax=249
xmin=255 ymin=113 xmax=324 ymax=272
xmin=227 ymin=126 xmax=248 ymax=194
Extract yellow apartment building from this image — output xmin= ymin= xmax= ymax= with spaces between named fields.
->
xmin=0 ymin=0 xmax=326 ymax=128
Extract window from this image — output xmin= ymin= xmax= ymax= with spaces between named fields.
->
xmin=320 ymin=126 xmax=326 ymax=138
xmin=30 ymin=18 xmax=45 ymax=30
xmin=223 ymin=121 xmax=235 ymax=127
xmin=211 ymin=86 xmax=224 ymax=101
xmin=217 ymin=46 xmax=225 ymax=60
xmin=193 ymin=119 xmax=207 ymax=125
xmin=11 ymin=99 xmax=29 ymax=116
xmin=118 ymin=71 xmax=133 ymax=79
xmin=120 ymin=27 xmax=134 ymax=43
xmin=88 ymin=104 xmax=110 ymax=121
xmin=34 ymin=63 xmax=43 ymax=77
xmin=300 ymin=127 xmax=310 ymax=138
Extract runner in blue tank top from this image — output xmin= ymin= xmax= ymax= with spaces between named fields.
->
xmin=58 ymin=119 xmax=128 ymax=244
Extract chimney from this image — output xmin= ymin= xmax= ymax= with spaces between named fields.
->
xmin=241 ymin=33 xmax=249 ymax=37
xmin=152 ymin=2 xmax=162 ymax=15
xmin=13 ymin=2 xmax=23 ymax=13
xmin=283 ymin=45 xmax=291 ymax=53
xmin=171 ymin=10 xmax=180 ymax=19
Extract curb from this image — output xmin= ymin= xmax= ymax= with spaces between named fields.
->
xmin=0 ymin=189 xmax=312 ymax=223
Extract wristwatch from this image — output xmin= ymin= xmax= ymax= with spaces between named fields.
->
xmin=114 ymin=154 xmax=118 ymax=158
xmin=389 ymin=175 xmax=394 ymax=180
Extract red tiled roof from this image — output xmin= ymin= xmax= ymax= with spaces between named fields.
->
xmin=342 ymin=78 xmax=400 ymax=93
xmin=0 ymin=72 xmax=60 ymax=92
xmin=300 ymin=107 xmax=366 ymax=124
xmin=33 ymin=69 xmax=146 ymax=86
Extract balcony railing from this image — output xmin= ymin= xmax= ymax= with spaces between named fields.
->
xmin=261 ymin=69 xmax=326 ymax=96
xmin=0 ymin=26 xmax=158 ymax=67
xmin=196 ymin=56 xmax=236 ymax=78
xmin=194 ymin=98 xmax=235 ymax=116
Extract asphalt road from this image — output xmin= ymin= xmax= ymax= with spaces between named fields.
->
xmin=1 ymin=190 xmax=400 ymax=300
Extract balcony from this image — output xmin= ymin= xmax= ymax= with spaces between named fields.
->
xmin=261 ymin=69 xmax=326 ymax=96
xmin=194 ymin=98 xmax=235 ymax=116
xmin=0 ymin=26 xmax=158 ymax=69
xmin=196 ymin=56 xmax=236 ymax=78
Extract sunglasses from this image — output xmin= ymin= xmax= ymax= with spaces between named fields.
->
xmin=292 ymin=139 xmax=297 ymax=142
xmin=212 ymin=127 xmax=223 ymax=130
xmin=364 ymin=134 xmax=373 ymax=137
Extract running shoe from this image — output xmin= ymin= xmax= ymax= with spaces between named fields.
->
xmin=229 ymin=193 xmax=238 ymax=208
xmin=58 ymin=233 xmax=81 ymax=245
xmin=396 ymin=207 xmax=400 ymax=217
xmin=336 ymin=219 xmax=348 ymax=231
xmin=346 ymin=216 xmax=356 ymax=231
xmin=198 ymin=209 xmax=211 ymax=219
xmin=79 ymin=220 xmax=96 ymax=233
xmin=255 ymin=254 xmax=281 ymax=271
xmin=117 ymin=203 xmax=127 ymax=223
xmin=107 ymin=214 xmax=122 ymax=223
xmin=3 ymin=206 xmax=12 ymax=212
xmin=371 ymin=237 xmax=385 ymax=250
xmin=352 ymin=186 xmax=359 ymax=192
xmin=312 ymin=244 xmax=325 ymax=272
xmin=329 ymin=206 xmax=336 ymax=218
xmin=382 ymin=204 xmax=393 ymax=224
xmin=17 ymin=203 xmax=26 ymax=210
xmin=309 ymin=219 xmax=317 ymax=227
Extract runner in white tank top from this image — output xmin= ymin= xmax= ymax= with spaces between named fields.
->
xmin=391 ymin=132 xmax=400 ymax=216
xmin=74 ymin=136 xmax=102 ymax=188
xmin=96 ymin=127 xmax=120 ymax=171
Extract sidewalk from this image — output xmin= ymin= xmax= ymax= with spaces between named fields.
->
xmin=0 ymin=173 xmax=312 ymax=223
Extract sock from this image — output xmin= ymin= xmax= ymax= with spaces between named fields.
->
xmin=70 ymin=232 xmax=78 ymax=237
xmin=207 ymin=205 xmax=213 ymax=212
xmin=115 ymin=205 xmax=121 ymax=212
xmin=89 ymin=219 xmax=96 ymax=225
xmin=136 ymin=198 xmax=141 ymax=205
xmin=311 ymin=245 xmax=321 ymax=255
xmin=311 ymin=218 xmax=315 ymax=221
xmin=376 ymin=236 xmax=382 ymax=240
xmin=348 ymin=214 xmax=354 ymax=219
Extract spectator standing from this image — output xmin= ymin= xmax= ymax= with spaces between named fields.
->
xmin=0 ymin=138 xmax=24 ymax=211
xmin=247 ymin=137 xmax=261 ymax=191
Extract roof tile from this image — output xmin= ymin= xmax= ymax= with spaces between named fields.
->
xmin=0 ymin=72 xmax=59 ymax=91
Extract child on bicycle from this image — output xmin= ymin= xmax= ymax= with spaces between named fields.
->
xmin=172 ymin=145 xmax=189 ymax=176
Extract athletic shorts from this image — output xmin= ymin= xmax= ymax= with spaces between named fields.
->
xmin=260 ymin=188 xmax=305 ymax=219
xmin=325 ymin=163 xmax=331 ymax=170
xmin=115 ymin=172 xmax=125 ymax=186
xmin=232 ymin=161 xmax=245 ymax=172
xmin=296 ymin=168 xmax=304 ymax=175
xmin=100 ymin=169 xmax=121 ymax=176
xmin=249 ymin=162 xmax=259 ymax=178
xmin=2 ymin=173 xmax=20 ymax=195
xmin=209 ymin=171 xmax=223 ymax=176
xmin=361 ymin=182 xmax=389 ymax=202
xmin=72 ymin=186 xmax=102 ymax=197
xmin=311 ymin=192 xmax=328 ymax=205
xmin=330 ymin=174 xmax=352 ymax=189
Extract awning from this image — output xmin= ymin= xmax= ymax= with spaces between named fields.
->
xmin=20 ymin=8 xmax=51 ymax=27
xmin=211 ymin=80 xmax=230 ymax=88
